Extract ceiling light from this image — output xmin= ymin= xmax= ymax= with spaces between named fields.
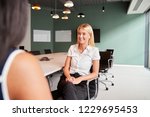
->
xmin=52 ymin=14 xmax=59 ymax=19
xmin=50 ymin=11 xmax=54 ymax=16
xmin=52 ymin=0 xmax=59 ymax=19
xmin=102 ymin=6 xmax=105 ymax=12
xmin=63 ymin=8 xmax=71 ymax=14
xmin=77 ymin=13 xmax=85 ymax=18
xmin=64 ymin=0 xmax=74 ymax=8
xmin=32 ymin=4 xmax=41 ymax=10
xmin=61 ymin=15 xmax=69 ymax=20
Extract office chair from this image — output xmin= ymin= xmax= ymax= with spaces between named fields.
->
xmin=99 ymin=51 xmax=114 ymax=90
xmin=106 ymin=49 xmax=114 ymax=78
xmin=106 ymin=49 xmax=114 ymax=55
xmin=19 ymin=46 xmax=24 ymax=50
xmin=86 ymin=78 xmax=98 ymax=100
xmin=29 ymin=50 xmax=41 ymax=55
xmin=85 ymin=65 xmax=99 ymax=100
xmin=51 ymin=78 xmax=98 ymax=100
xmin=44 ymin=49 xmax=52 ymax=54
xmin=52 ymin=66 xmax=99 ymax=100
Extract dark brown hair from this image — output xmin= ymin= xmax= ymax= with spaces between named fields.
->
xmin=0 ymin=0 xmax=28 ymax=61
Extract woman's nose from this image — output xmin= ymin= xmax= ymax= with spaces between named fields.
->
xmin=79 ymin=34 xmax=83 ymax=38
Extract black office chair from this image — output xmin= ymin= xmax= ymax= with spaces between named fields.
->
xmin=29 ymin=50 xmax=41 ymax=55
xmin=106 ymin=49 xmax=114 ymax=78
xmin=52 ymin=66 xmax=99 ymax=100
xmin=85 ymin=66 xmax=99 ymax=100
xmin=52 ymin=79 xmax=98 ymax=100
xmin=44 ymin=49 xmax=52 ymax=54
xmin=86 ymin=78 xmax=99 ymax=100
xmin=106 ymin=49 xmax=114 ymax=55
xmin=99 ymin=51 xmax=114 ymax=90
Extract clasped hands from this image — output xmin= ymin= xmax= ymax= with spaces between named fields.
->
xmin=66 ymin=76 xmax=82 ymax=84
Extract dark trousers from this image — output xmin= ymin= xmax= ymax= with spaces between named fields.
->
xmin=57 ymin=73 xmax=87 ymax=100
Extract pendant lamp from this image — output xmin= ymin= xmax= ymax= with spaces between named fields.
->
xmin=32 ymin=3 xmax=41 ymax=10
xmin=52 ymin=0 xmax=59 ymax=19
xmin=64 ymin=0 xmax=74 ymax=8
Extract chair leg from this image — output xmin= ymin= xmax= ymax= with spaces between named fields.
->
xmin=99 ymin=80 xmax=109 ymax=90
xmin=99 ymin=72 xmax=114 ymax=90
xmin=105 ymin=73 xmax=114 ymax=86
xmin=102 ymin=72 xmax=114 ymax=86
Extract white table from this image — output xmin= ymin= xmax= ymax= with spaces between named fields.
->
xmin=36 ymin=52 xmax=67 ymax=76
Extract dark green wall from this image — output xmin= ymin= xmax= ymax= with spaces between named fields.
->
xmin=31 ymin=8 xmax=54 ymax=54
xmin=31 ymin=2 xmax=145 ymax=65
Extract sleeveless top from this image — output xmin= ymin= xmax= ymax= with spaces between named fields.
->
xmin=0 ymin=48 xmax=24 ymax=100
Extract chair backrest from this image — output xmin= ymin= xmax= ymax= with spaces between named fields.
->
xmin=107 ymin=49 xmax=114 ymax=67
xmin=44 ymin=49 xmax=52 ymax=54
xmin=29 ymin=51 xmax=41 ymax=55
xmin=106 ymin=49 xmax=114 ymax=60
xmin=99 ymin=51 xmax=112 ymax=71
xmin=19 ymin=46 xmax=24 ymax=50
xmin=106 ymin=49 xmax=114 ymax=55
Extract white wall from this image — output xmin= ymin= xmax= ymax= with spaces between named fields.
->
xmin=148 ymin=11 xmax=150 ymax=68
xmin=18 ymin=3 xmax=31 ymax=51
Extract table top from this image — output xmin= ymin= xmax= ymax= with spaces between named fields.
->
xmin=36 ymin=52 xmax=67 ymax=76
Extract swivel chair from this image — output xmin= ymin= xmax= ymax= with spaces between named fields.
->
xmin=86 ymin=78 xmax=99 ymax=100
xmin=52 ymin=66 xmax=99 ymax=100
xmin=106 ymin=49 xmax=114 ymax=55
xmin=86 ymin=66 xmax=99 ymax=100
xmin=44 ymin=49 xmax=52 ymax=54
xmin=52 ymin=76 xmax=99 ymax=100
xmin=106 ymin=49 xmax=114 ymax=78
xmin=99 ymin=51 xmax=114 ymax=90
xmin=29 ymin=50 xmax=41 ymax=55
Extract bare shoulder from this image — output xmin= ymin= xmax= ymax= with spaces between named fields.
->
xmin=8 ymin=51 xmax=52 ymax=99
xmin=14 ymin=51 xmax=39 ymax=66
xmin=10 ymin=51 xmax=43 ymax=76
xmin=10 ymin=51 xmax=44 ymax=83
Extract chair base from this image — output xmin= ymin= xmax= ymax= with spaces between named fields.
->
xmin=99 ymin=73 xmax=114 ymax=91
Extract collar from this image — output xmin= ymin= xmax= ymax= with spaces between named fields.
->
xmin=74 ymin=44 xmax=92 ymax=53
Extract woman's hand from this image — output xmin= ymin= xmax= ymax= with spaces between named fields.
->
xmin=72 ymin=77 xmax=83 ymax=84
xmin=66 ymin=76 xmax=75 ymax=82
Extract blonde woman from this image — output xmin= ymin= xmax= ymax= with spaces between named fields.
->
xmin=57 ymin=23 xmax=100 ymax=100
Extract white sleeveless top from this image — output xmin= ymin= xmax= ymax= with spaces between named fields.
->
xmin=0 ymin=50 xmax=24 ymax=100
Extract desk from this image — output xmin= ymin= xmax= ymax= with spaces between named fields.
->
xmin=36 ymin=52 xmax=67 ymax=76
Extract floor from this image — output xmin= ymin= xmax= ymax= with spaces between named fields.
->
xmin=96 ymin=65 xmax=150 ymax=100
xmin=49 ymin=65 xmax=150 ymax=100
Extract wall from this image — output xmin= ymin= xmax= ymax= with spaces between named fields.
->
xmin=148 ymin=11 xmax=150 ymax=68
xmin=31 ymin=8 xmax=54 ymax=54
xmin=31 ymin=2 xmax=145 ymax=65
xmin=53 ymin=2 xmax=145 ymax=65
xmin=18 ymin=3 xmax=31 ymax=51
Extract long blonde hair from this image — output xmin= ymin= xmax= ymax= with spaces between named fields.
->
xmin=77 ymin=23 xmax=95 ymax=46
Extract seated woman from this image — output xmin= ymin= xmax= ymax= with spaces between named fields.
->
xmin=57 ymin=23 xmax=100 ymax=100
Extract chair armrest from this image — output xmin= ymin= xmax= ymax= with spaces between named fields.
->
xmin=108 ymin=58 xmax=113 ymax=68
xmin=86 ymin=77 xmax=98 ymax=100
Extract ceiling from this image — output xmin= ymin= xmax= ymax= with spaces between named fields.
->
xmin=29 ymin=0 xmax=150 ymax=14
xmin=29 ymin=0 xmax=130 ymax=10
xmin=128 ymin=0 xmax=150 ymax=14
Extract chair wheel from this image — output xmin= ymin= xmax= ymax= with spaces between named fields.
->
xmin=106 ymin=87 xmax=108 ymax=90
xmin=112 ymin=83 xmax=114 ymax=86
